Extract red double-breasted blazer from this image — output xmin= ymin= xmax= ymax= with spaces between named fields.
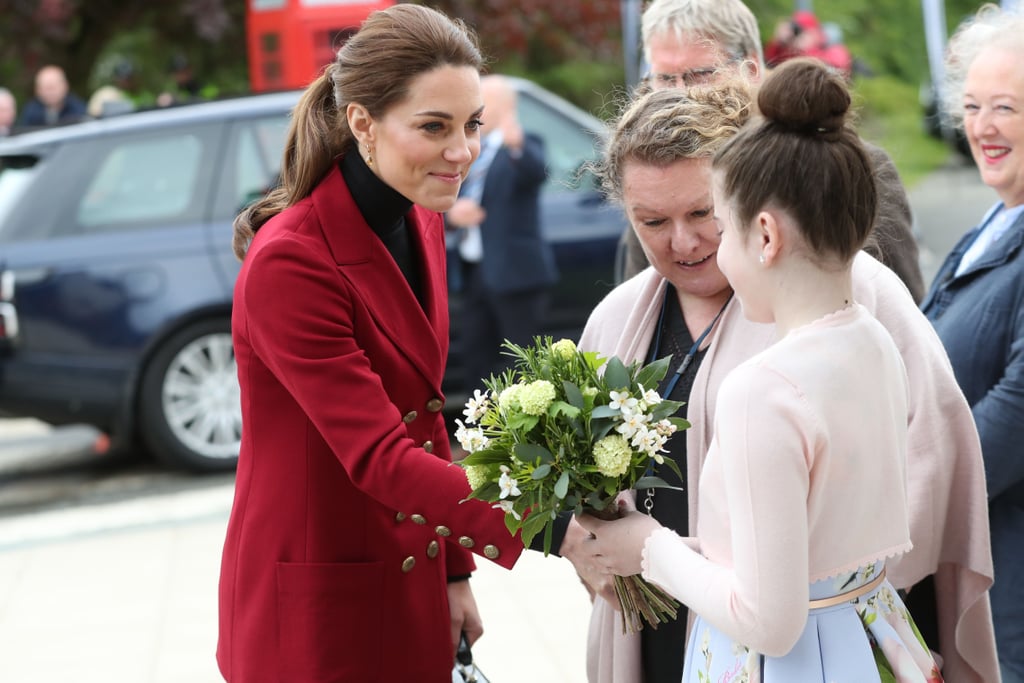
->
xmin=217 ymin=165 xmax=522 ymax=682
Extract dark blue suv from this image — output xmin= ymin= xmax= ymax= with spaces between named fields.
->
xmin=0 ymin=81 xmax=625 ymax=471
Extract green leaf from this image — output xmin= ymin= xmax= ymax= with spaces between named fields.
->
xmin=668 ymin=416 xmax=690 ymax=430
xmin=532 ymin=463 xmax=552 ymax=480
xmin=562 ymin=380 xmax=585 ymax=409
xmin=635 ymin=475 xmax=683 ymax=491
xmin=636 ymin=354 xmax=673 ymax=389
xmin=504 ymin=512 xmax=522 ymax=537
xmin=603 ymin=356 xmax=631 ymax=390
xmin=654 ymin=455 xmax=683 ymax=480
xmin=507 ymin=412 xmax=540 ymax=431
xmin=591 ymin=418 xmax=616 ymax=440
xmin=582 ymin=350 xmax=605 ymax=371
xmin=514 ymin=443 xmax=554 ymax=464
xmin=459 ymin=449 xmax=512 ymax=466
xmin=519 ymin=508 xmax=549 ymax=547
xmin=463 ymin=481 xmax=503 ymax=502
xmin=586 ymin=490 xmax=611 ymax=511
xmin=649 ymin=400 xmax=685 ymax=421
xmin=590 ymin=405 xmax=619 ymax=419
xmin=554 ymin=471 xmax=570 ymax=499
xmin=549 ymin=400 xmax=581 ymax=419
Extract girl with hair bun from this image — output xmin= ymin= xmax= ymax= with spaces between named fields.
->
xmin=578 ymin=58 xmax=945 ymax=682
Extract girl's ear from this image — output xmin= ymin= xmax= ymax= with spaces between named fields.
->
xmin=757 ymin=209 xmax=783 ymax=266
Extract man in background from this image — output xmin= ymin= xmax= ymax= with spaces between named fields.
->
xmin=445 ymin=74 xmax=558 ymax=389
xmin=19 ymin=65 xmax=86 ymax=127
xmin=617 ymin=0 xmax=925 ymax=302
xmin=0 ymin=88 xmax=16 ymax=136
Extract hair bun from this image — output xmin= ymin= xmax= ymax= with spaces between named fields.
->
xmin=758 ymin=58 xmax=850 ymax=141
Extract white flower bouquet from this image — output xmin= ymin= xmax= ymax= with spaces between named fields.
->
xmin=456 ymin=336 xmax=688 ymax=632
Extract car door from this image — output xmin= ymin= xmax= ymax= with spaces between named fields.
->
xmin=0 ymin=120 xmax=225 ymax=430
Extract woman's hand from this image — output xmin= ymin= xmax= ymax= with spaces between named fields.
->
xmin=559 ymin=515 xmax=620 ymax=605
xmin=575 ymin=498 xmax=664 ymax=578
xmin=446 ymin=579 xmax=482 ymax=654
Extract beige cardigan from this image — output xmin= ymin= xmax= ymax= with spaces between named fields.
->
xmin=579 ymin=252 xmax=999 ymax=683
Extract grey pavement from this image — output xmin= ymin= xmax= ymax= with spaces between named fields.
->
xmin=0 ymin=419 xmax=592 ymax=683
xmin=0 ymin=160 xmax=997 ymax=683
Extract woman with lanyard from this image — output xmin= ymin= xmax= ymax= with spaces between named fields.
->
xmin=550 ymin=81 xmax=998 ymax=682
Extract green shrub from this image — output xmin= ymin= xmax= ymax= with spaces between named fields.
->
xmin=852 ymin=75 xmax=952 ymax=187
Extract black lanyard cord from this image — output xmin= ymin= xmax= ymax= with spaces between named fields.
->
xmin=649 ymin=287 xmax=734 ymax=399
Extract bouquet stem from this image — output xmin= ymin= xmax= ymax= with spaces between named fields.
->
xmin=612 ymin=574 xmax=680 ymax=634
xmin=589 ymin=506 xmax=681 ymax=634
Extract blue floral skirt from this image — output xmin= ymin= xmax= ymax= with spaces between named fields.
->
xmin=681 ymin=563 xmax=943 ymax=683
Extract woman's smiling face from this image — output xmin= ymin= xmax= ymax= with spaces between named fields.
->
xmin=623 ymin=156 xmax=731 ymax=300
xmin=359 ymin=65 xmax=484 ymax=212
xmin=963 ymin=46 xmax=1024 ymax=207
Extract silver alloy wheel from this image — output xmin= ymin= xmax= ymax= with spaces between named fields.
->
xmin=160 ymin=331 xmax=241 ymax=460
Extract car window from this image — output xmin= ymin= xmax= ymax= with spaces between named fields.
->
xmin=77 ymin=135 xmax=206 ymax=231
xmin=517 ymin=93 xmax=602 ymax=193
xmin=232 ymin=116 xmax=290 ymax=211
xmin=0 ymin=156 xmax=40 ymax=234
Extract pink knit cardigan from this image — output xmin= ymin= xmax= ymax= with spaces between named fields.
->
xmin=579 ymin=252 xmax=999 ymax=683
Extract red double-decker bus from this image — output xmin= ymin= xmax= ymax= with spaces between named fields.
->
xmin=246 ymin=0 xmax=394 ymax=93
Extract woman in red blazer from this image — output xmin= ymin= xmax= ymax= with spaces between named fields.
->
xmin=217 ymin=6 xmax=523 ymax=681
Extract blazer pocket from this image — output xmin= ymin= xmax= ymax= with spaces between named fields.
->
xmin=276 ymin=561 xmax=384 ymax=682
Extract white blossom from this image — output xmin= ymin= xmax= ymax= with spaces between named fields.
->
xmin=498 ymin=465 xmax=521 ymax=499
xmin=608 ymin=390 xmax=638 ymax=415
xmin=454 ymin=419 xmax=489 ymax=453
xmin=462 ymin=389 xmax=490 ymax=424
xmin=494 ymin=500 xmax=522 ymax=520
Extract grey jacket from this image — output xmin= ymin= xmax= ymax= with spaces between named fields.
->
xmin=922 ymin=206 xmax=1024 ymax=679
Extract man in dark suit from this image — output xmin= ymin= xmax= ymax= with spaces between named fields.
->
xmin=446 ymin=74 xmax=559 ymax=387
xmin=19 ymin=65 xmax=86 ymax=127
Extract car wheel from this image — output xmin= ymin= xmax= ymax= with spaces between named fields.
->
xmin=139 ymin=318 xmax=240 ymax=471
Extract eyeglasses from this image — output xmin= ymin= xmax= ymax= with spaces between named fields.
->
xmin=644 ymin=55 xmax=745 ymax=90
xmin=646 ymin=66 xmax=720 ymax=89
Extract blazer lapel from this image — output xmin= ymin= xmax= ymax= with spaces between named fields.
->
xmin=958 ymin=212 xmax=1024 ymax=278
xmin=311 ymin=167 xmax=446 ymax=389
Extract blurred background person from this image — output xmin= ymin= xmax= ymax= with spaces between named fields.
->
xmin=156 ymin=54 xmax=208 ymax=107
xmin=764 ymin=9 xmax=853 ymax=78
xmin=19 ymin=65 xmax=86 ymax=127
xmin=619 ymin=0 xmax=925 ymax=303
xmin=86 ymin=60 xmax=138 ymax=118
xmin=445 ymin=73 xmax=557 ymax=388
xmin=0 ymin=87 xmax=16 ymax=136
xmin=921 ymin=5 xmax=1024 ymax=682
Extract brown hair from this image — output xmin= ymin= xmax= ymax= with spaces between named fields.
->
xmin=713 ymin=58 xmax=875 ymax=263
xmin=232 ymin=4 xmax=482 ymax=260
xmin=593 ymin=77 xmax=754 ymax=204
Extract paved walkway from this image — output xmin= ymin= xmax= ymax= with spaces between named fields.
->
xmin=0 ymin=421 xmax=593 ymax=683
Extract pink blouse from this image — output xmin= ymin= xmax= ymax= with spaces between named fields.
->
xmin=641 ymin=304 xmax=913 ymax=657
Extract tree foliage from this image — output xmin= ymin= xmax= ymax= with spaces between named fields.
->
xmin=0 ymin=0 xmax=246 ymax=106
xmin=0 ymin=0 xmax=998 ymax=120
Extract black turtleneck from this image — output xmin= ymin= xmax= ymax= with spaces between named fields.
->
xmin=339 ymin=151 xmax=423 ymax=305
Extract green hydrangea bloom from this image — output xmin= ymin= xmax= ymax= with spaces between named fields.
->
xmin=551 ymin=338 xmax=577 ymax=360
xmin=593 ymin=434 xmax=633 ymax=477
xmin=465 ymin=464 xmax=490 ymax=491
xmin=518 ymin=379 xmax=556 ymax=416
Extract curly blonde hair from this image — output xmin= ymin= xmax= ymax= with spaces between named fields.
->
xmin=942 ymin=3 xmax=1024 ymax=128
xmin=591 ymin=77 xmax=753 ymax=205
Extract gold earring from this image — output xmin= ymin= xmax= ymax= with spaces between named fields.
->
xmin=365 ymin=144 xmax=373 ymax=168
